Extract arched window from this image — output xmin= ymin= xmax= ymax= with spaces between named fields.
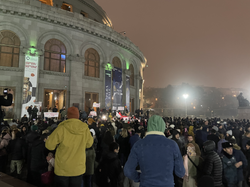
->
xmin=39 ymin=0 xmax=53 ymax=6
xmin=44 ymin=39 xmax=67 ymax=73
xmin=84 ymin=48 xmax=100 ymax=78
xmin=112 ymin=57 xmax=121 ymax=69
xmin=129 ymin=64 xmax=134 ymax=86
xmin=0 ymin=30 xmax=20 ymax=67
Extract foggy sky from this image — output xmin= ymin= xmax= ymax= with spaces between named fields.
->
xmin=95 ymin=0 xmax=250 ymax=89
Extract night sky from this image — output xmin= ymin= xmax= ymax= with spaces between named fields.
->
xmin=95 ymin=0 xmax=250 ymax=89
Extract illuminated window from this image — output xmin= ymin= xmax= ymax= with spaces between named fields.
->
xmin=44 ymin=39 xmax=67 ymax=73
xmin=81 ymin=11 xmax=88 ymax=18
xmin=112 ymin=57 xmax=121 ymax=69
xmin=84 ymin=48 xmax=100 ymax=78
xmin=61 ymin=3 xmax=73 ymax=12
xmin=129 ymin=64 xmax=134 ymax=86
xmin=39 ymin=0 xmax=53 ymax=6
xmin=0 ymin=30 xmax=20 ymax=67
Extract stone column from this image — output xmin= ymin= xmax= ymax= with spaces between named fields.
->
xmin=68 ymin=55 xmax=85 ymax=110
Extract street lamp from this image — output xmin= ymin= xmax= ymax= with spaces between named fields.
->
xmin=183 ymin=94 xmax=189 ymax=117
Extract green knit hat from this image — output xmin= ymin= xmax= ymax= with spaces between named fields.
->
xmin=31 ymin=125 xmax=38 ymax=132
xmin=147 ymin=115 xmax=165 ymax=133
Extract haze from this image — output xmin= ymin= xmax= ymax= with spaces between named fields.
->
xmin=95 ymin=0 xmax=250 ymax=89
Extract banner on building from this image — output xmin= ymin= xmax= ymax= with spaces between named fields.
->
xmin=112 ymin=67 xmax=123 ymax=111
xmin=105 ymin=69 xmax=112 ymax=110
xmin=126 ymin=75 xmax=130 ymax=112
xmin=21 ymin=55 xmax=39 ymax=118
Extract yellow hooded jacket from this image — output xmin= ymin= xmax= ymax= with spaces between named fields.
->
xmin=45 ymin=118 xmax=93 ymax=176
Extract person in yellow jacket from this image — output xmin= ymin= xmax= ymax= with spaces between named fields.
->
xmin=45 ymin=106 xmax=93 ymax=187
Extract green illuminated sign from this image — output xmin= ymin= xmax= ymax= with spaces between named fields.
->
xmin=126 ymin=62 xmax=129 ymax=70
xmin=105 ymin=63 xmax=112 ymax=71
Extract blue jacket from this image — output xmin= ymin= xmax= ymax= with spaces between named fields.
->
xmin=233 ymin=149 xmax=248 ymax=181
xmin=221 ymin=154 xmax=238 ymax=185
xmin=124 ymin=133 xmax=185 ymax=187
xmin=129 ymin=134 xmax=141 ymax=148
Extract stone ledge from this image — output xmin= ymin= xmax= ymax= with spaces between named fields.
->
xmin=82 ymin=75 xmax=103 ymax=82
xmin=39 ymin=70 xmax=70 ymax=77
xmin=0 ymin=66 xmax=24 ymax=72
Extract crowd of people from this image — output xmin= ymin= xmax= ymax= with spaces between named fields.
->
xmin=1 ymin=101 xmax=250 ymax=187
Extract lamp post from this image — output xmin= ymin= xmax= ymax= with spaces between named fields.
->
xmin=183 ymin=94 xmax=189 ymax=117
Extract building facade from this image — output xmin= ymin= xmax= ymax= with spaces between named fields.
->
xmin=0 ymin=0 xmax=146 ymax=119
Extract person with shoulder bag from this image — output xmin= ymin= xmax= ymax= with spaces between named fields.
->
xmin=183 ymin=143 xmax=203 ymax=187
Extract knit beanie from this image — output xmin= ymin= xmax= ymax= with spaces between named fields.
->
xmin=31 ymin=125 xmax=38 ymax=132
xmin=147 ymin=115 xmax=165 ymax=133
xmin=212 ymin=126 xmax=218 ymax=132
xmin=226 ymin=130 xmax=232 ymax=136
xmin=67 ymin=107 xmax=79 ymax=119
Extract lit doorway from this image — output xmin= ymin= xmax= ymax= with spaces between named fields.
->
xmin=44 ymin=89 xmax=66 ymax=111
xmin=85 ymin=92 xmax=99 ymax=113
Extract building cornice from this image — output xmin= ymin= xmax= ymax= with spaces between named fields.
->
xmin=0 ymin=0 xmax=145 ymax=63
xmin=40 ymin=70 xmax=70 ymax=77
xmin=0 ymin=66 xmax=23 ymax=72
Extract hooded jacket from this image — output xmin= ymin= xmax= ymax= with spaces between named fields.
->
xmin=45 ymin=118 xmax=93 ymax=176
xmin=203 ymin=140 xmax=223 ymax=187
xmin=124 ymin=115 xmax=185 ymax=187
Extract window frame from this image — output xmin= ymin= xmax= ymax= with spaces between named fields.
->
xmin=44 ymin=39 xmax=67 ymax=73
xmin=81 ymin=11 xmax=89 ymax=18
xmin=84 ymin=48 xmax=100 ymax=78
xmin=0 ymin=30 xmax=20 ymax=68
xmin=61 ymin=2 xmax=73 ymax=12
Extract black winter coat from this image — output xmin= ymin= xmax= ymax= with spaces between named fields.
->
xmin=117 ymin=136 xmax=130 ymax=158
xmin=8 ymin=138 xmax=27 ymax=160
xmin=29 ymin=140 xmax=47 ymax=171
xmin=203 ymin=151 xmax=223 ymax=187
xmin=232 ymin=129 xmax=241 ymax=145
xmin=98 ymin=152 xmax=123 ymax=187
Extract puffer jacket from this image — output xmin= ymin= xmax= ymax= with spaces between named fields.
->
xmin=46 ymin=118 xmax=93 ymax=176
xmin=203 ymin=140 xmax=223 ymax=187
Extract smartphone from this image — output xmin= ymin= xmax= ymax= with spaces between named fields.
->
xmin=3 ymin=88 xmax=8 ymax=94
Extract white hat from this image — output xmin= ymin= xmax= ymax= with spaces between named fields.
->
xmin=170 ymin=124 xmax=175 ymax=129
xmin=90 ymin=129 xmax=95 ymax=136
xmin=226 ymin=130 xmax=232 ymax=136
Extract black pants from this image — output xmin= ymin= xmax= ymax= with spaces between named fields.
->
xmin=30 ymin=170 xmax=42 ymax=187
xmin=56 ymin=174 xmax=83 ymax=187
xmin=0 ymin=155 xmax=8 ymax=173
